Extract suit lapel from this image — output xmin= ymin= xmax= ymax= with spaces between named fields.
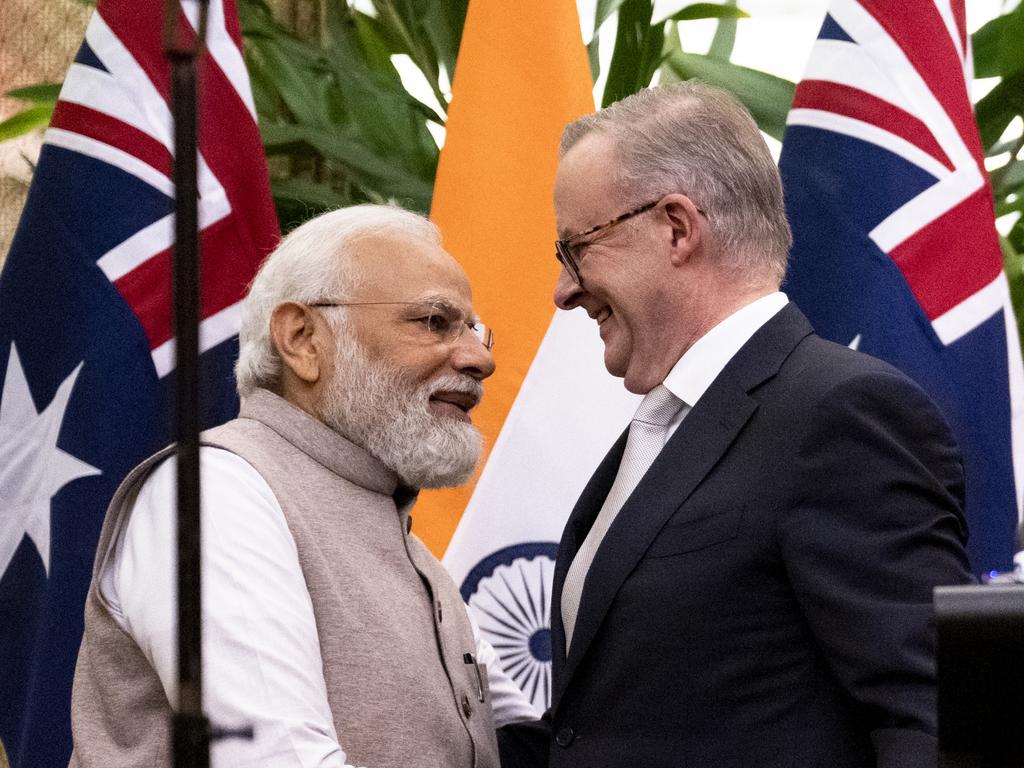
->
xmin=551 ymin=303 xmax=815 ymax=711
xmin=551 ymin=428 xmax=628 ymax=685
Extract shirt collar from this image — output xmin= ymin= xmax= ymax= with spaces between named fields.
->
xmin=663 ymin=292 xmax=789 ymax=408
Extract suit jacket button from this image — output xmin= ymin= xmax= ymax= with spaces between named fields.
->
xmin=461 ymin=693 xmax=472 ymax=718
xmin=555 ymin=727 xmax=575 ymax=747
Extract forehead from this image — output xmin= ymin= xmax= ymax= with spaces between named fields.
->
xmin=554 ymin=133 xmax=621 ymax=234
xmin=347 ymin=231 xmax=473 ymax=306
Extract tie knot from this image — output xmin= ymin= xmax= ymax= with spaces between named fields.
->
xmin=633 ymin=384 xmax=682 ymax=427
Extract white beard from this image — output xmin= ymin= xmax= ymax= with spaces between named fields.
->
xmin=317 ymin=331 xmax=484 ymax=489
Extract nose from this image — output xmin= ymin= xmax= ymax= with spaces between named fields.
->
xmin=451 ymin=330 xmax=496 ymax=380
xmin=554 ymin=266 xmax=583 ymax=310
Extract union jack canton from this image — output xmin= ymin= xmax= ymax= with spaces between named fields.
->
xmin=780 ymin=0 xmax=1023 ymax=575
xmin=0 ymin=2 xmax=278 ymax=765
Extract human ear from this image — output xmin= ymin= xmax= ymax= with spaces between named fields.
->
xmin=661 ymin=193 xmax=704 ymax=266
xmin=269 ymin=302 xmax=324 ymax=385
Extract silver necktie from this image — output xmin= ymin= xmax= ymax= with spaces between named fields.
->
xmin=560 ymin=384 xmax=683 ymax=652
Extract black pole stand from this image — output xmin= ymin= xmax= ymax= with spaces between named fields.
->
xmin=164 ymin=3 xmax=209 ymax=767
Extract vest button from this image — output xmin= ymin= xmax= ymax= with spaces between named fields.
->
xmin=555 ymin=727 xmax=575 ymax=747
xmin=461 ymin=693 xmax=473 ymax=718
xmin=436 ymin=600 xmax=443 ymax=623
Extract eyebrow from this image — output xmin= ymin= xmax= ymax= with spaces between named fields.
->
xmin=412 ymin=294 xmax=481 ymax=325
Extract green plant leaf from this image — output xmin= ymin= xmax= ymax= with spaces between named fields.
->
xmin=662 ymin=3 xmax=749 ymax=23
xmin=249 ymin=35 xmax=334 ymax=129
xmin=1010 ymin=213 xmax=1024 ymax=255
xmin=995 ymin=195 xmax=1024 ymax=218
xmin=1000 ymin=233 xmax=1024 ymax=340
xmin=324 ymin=2 xmax=441 ymax=177
xmin=271 ymin=176 xmax=353 ymax=209
xmin=664 ymin=51 xmax=795 ymax=140
xmin=999 ymin=6 xmax=1024 ymax=79
xmin=420 ymin=0 xmax=468 ymax=84
xmin=261 ymin=122 xmax=433 ymax=209
xmin=975 ymin=68 xmax=1024 ymax=150
xmin=987 ymin=134 xmax=1024 ymax=158
xmin=602 ymin=0 xmax=659 ymax=107
xmin=595 ymin=0 xmax=631 ymax=33
xmin=5 ymin=83 xmax=62 ymax=103
xmin=973 ymin=6 xmax=1024 ymax=79
xmin=370 ymin=0 xmax=447 ymax=110
xmin=0 ymin=104 xmax=55 ymax=141
xmin=993 ymin=158 xmax=1024 ymax=199
xmin=587 ymin=36 xmax=601 ymax=82
xmin=659 ymin=21 xmax=684 ymax=85
xmin=971 ymin=13 xmax=1005 ymax=78
xmin=707 ymin=0 xmax=739 ymax=61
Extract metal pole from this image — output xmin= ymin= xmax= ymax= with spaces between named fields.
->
xmin=164 ymin=2 xmax=209 ymax=766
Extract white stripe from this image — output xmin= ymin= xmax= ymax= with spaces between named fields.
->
xmin=44 ymin=127 xmax=175 ymax=196
xmin=84 ymin=12 xmax=174 ymax=151
xmin=151 ymin=301 xmax=244 ymax=378
xmin=933 ymin=0 xmax=966 ymax=69
xmin=869 ymin=164 xmax=982 ymax=253
xmin=935 ymin=275 xmax=1024 ymax=526
xmin=97 ymin=193 xmax=232 ymax=284
xmin=828 ymin=0 xmax=974 ymax=172
xmin=81 ymin=9 xmax=231 ymax=224
xmin=198 ymin=158 xmax=231 ymax=222
xmin=931 ymin=273 xmax=1004 ymax=345
xmin=97 ymin=214 xmax=174 ymax=281
xmin=802 ymin=39 xmax=905 ymax=112
xmin=786 ymin=109 xmax=951 ymax=180
xmin=59 ymin=63 xmax=164 ymax=150
xmin=181 ymin=0 xmax=258 ymax=121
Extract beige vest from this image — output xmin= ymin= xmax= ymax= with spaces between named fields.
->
xmin=70 ymin=389 xmax=499 ymax=768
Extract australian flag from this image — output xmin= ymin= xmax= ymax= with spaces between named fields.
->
xmin=780 ymin=0 xmax=1022 ymax=575
xmin=0 ymin=1 xmax=278 ymax=764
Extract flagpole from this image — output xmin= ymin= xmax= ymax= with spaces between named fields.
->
xmin=164 ymin=1 xmax=209 ymax=766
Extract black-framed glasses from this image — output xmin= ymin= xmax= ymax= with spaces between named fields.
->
xmin=309 ymin=299 xmax=494 ymax=351
xmin=555 ymin=199 xmax=661 ymax=285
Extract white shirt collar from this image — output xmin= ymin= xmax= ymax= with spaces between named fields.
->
xmin=663 ymin=292 xmax=789 ymax=409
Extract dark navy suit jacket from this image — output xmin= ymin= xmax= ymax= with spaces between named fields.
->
xmin=499 ymin=303 xmax=974 ymax=768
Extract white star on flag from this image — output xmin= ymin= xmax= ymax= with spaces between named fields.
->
xmin=0 ymin=343 xmax=100 ymax=577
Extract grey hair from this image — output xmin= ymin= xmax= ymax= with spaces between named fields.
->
xmin=235 ymin=204 xmax=441 ymax=398
xmin=560 ymin=81 xmax=792 ymax=283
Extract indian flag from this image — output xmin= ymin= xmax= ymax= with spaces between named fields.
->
xmin=419 ymin=0 xmax=639 ymax=712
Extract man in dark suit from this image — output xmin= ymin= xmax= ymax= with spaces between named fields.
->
xmin=499 ymin=82 xmax=974 ymax=768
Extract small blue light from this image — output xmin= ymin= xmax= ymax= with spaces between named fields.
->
xmin=989 ymin=570 xmax=1000 ymax=580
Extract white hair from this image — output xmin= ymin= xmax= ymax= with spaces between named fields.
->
xmin=235 ymin=204 xmax=441 ymax=398
xmin=560 ymin=81 xmax=792 ymax=284
xmin=316 ymin=327 xmax=484 ymax=488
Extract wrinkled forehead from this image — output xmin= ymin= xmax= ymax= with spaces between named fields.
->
xmin=346 ymin=230 xmax=475 ymax=309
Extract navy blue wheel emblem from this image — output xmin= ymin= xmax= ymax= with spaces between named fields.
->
xmin=461 ymin=542 xmax=558 ymax=711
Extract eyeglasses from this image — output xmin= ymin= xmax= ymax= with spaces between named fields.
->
xmin=309 ymin=299 xmax=494 ymax=351
xmin=554 ymin=196 xmax=708 ymax=285
xmin=555 ymin=199 xmax=661 ymax=286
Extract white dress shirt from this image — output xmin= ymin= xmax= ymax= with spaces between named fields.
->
xmin=661 ymin=291 xmax=789 ymax=440
xmin=100 ymin=448 xmax=536 ymax=768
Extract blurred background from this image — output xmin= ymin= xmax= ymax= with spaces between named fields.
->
xmin=2 ymin=0 xmax=1021 ymax=313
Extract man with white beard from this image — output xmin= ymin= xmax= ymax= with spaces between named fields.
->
xmin=69 ymin=205 xmax=535 ymax=768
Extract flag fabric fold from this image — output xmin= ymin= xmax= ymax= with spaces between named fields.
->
xmin=0 ymin=2 xmax=278 ymax=764
xmin=780 ymin=0 xmax=1023 ymax=575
